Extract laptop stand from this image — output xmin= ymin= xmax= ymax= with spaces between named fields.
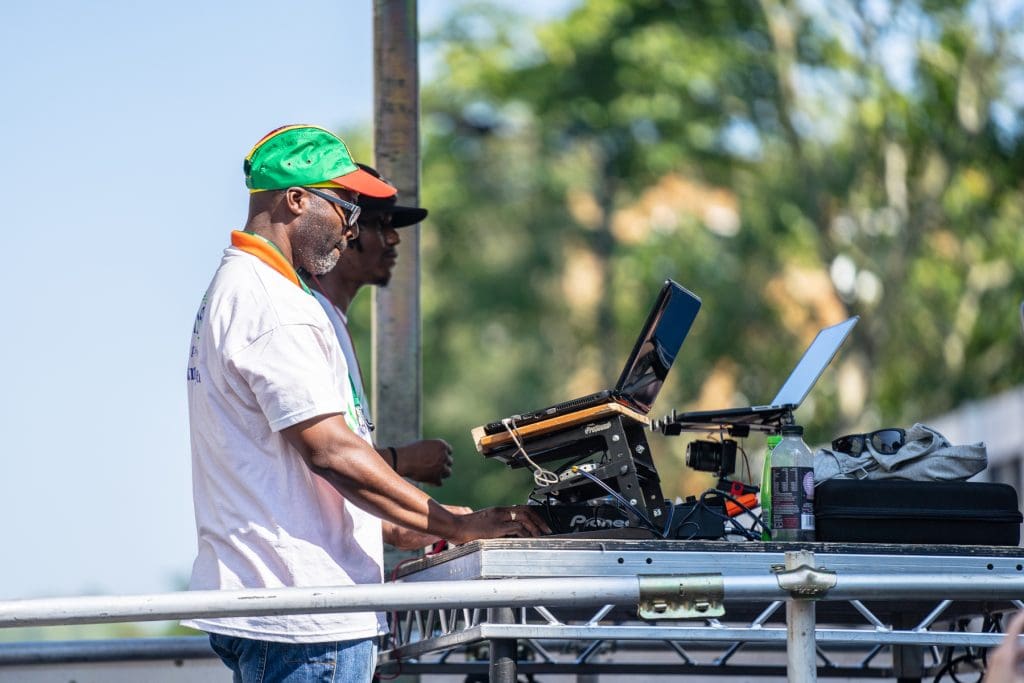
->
xmin=654 ymin=406 xmax=796 ymax=436
xmin=478 ymin=405 xmax=666 ymax=531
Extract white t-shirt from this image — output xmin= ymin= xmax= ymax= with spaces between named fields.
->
xmin=313 ymin=290 xmax=370 ymax=423
xmin=183 ymin=245 xmax=385 ymax=643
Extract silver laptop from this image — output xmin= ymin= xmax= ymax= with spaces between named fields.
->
xmin=669 ymin=316 xmax=859 ymax=427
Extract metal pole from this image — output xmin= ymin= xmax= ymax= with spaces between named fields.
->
xmin=786 ymin=550 xmax=817 ymax=683
xmin=0 ymin=577 xmax=640 ymax=629
xmin=4 ymin=572 xmax=1024 ymax=629
xmin=372 ymin=0 xmax=421 ymax=448
xmin=488 ymin=607 xmax=518 ymax=683
xmin=892 ymin=612 xmax=925 ymax=683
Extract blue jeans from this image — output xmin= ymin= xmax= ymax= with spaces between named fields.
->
xmin=208 ymin=632 xmax=378 ymax=683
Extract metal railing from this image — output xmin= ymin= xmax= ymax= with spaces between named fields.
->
xmin=1 ymin=550 xmax=1023 ymax=681
xmin=2 ymin=573 xmax=1023 ymax=630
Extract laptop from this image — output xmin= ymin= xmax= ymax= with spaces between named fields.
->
xmin=669 ymin=316 xmax=859 ymax=427
xmin=481 ymin=280 xmax=702 ymax=436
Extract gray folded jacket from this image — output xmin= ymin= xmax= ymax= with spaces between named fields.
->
xmin=814 ymin=423 xmax=987 ymax=484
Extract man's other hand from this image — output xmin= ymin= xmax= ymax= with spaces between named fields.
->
xmin=393 ymin=439 xmax=453 ymax=485
xmin=382 ymin=522 xmax=442 ymax=551
xmin=984 ymin=610 xmax=1024 ymax=683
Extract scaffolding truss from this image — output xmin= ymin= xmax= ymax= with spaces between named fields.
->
xmin=382 ymin=539 xmax=1024 ymax=680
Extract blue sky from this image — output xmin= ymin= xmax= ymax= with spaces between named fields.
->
xmin=0 ymin=1 xmax=575 ymax=601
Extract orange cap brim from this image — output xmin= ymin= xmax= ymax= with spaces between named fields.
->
xmin=329 ymin=168 xmax=398 ymax=198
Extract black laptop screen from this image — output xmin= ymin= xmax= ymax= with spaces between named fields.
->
xmin=615 ymin=281 xmax=702 ymax=414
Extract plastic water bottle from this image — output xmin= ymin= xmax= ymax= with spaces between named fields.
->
xmin=760 ymin=434 xmax=781 ymax=541
xmin=770 ymin=425 xmax=815 ymax=541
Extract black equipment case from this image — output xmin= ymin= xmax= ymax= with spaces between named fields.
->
xmin=814 ymin=479 xmax=1023 ymax=546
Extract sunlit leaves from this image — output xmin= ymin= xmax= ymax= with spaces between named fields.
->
xmin=414 ymin=0 xmax=1024 ymax=508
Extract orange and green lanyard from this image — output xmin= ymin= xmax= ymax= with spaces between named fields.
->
xmin=230 ymin=231 xmax=372 ymax=434
xmin=231 ymin=231 xmax=313 ymax=294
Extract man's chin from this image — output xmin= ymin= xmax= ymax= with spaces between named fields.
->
xmin=307 ymin=252 xmax=341 ymax=276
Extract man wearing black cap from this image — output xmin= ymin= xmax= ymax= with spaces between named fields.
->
xmin=311 ymin=164 xmax=452 ymax=486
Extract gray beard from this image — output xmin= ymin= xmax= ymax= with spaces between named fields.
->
xmin=296 ymin=215 xmax=344 ymax=275
xmin=305 ymin=246 xmax=341 ymax=276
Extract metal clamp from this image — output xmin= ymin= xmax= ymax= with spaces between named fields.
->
xmin=638 ymin=574 xmax=725 ymax=620
xmin=772 ymin=557 xmax=837 ymax=600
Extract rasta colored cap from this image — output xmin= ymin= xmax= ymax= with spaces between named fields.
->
xmin=244 ymin=125 xmax=397 ymax=198
xmin=356 ymin=164 xmax=428 ymax=228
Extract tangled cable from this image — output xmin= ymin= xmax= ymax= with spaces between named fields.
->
xmin=501 ymin=417 xmax=559 ymax=487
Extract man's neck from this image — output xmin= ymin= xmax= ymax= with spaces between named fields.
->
xmin=244 ymin=221 xmax=294 ymax=265
xmin=313 ymin=272 xmax=361 ymax=315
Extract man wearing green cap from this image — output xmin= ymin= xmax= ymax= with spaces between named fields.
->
xmin=184 ymin=125 xmax=548 ymax=683
xmin=311 ymin=163 xmax=453 ymax=487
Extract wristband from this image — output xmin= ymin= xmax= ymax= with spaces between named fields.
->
xmin=387 ymin=446 xmax=398 ymax=470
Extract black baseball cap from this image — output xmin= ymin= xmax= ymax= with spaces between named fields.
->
xmin=356 ymin=164 xmax=428 ymax=228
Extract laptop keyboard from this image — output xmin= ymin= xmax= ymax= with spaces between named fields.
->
xmin=483 ymin=390 xmax=611 ymax=434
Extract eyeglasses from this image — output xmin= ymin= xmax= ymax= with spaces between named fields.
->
xmin=306 ymin=187 xmax=361 ymax=228
xmin=832 ymin=428 xmax=906 ymax=457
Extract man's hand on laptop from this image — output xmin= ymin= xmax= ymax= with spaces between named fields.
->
xmin=448 ymin=505 xmax=550 ymax=544
xmin=392 ymin=439 xmax=453 ymax=486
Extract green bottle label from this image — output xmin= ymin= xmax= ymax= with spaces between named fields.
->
xmin=760 ymin=435 xmax=782 ymax=541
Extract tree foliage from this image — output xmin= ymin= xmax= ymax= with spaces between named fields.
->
xmin=367 ymin=0 xmax=1024 ymax=507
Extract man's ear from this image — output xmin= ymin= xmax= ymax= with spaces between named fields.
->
xmin=283 ymin=187 xmax=308 ymax=216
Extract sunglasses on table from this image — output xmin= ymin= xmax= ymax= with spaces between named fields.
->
xmin=831 ymin=428 xmax=906 ymax=456
xmin=306 ymin=187 xmax=361 ymax=228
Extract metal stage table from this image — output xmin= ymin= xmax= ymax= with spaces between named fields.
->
xmin=382 ymin=538 xmax=1024 ymax=681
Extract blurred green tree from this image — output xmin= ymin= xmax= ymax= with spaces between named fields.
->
xmin=355 ymin=0 xmax=1024 ymax=507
